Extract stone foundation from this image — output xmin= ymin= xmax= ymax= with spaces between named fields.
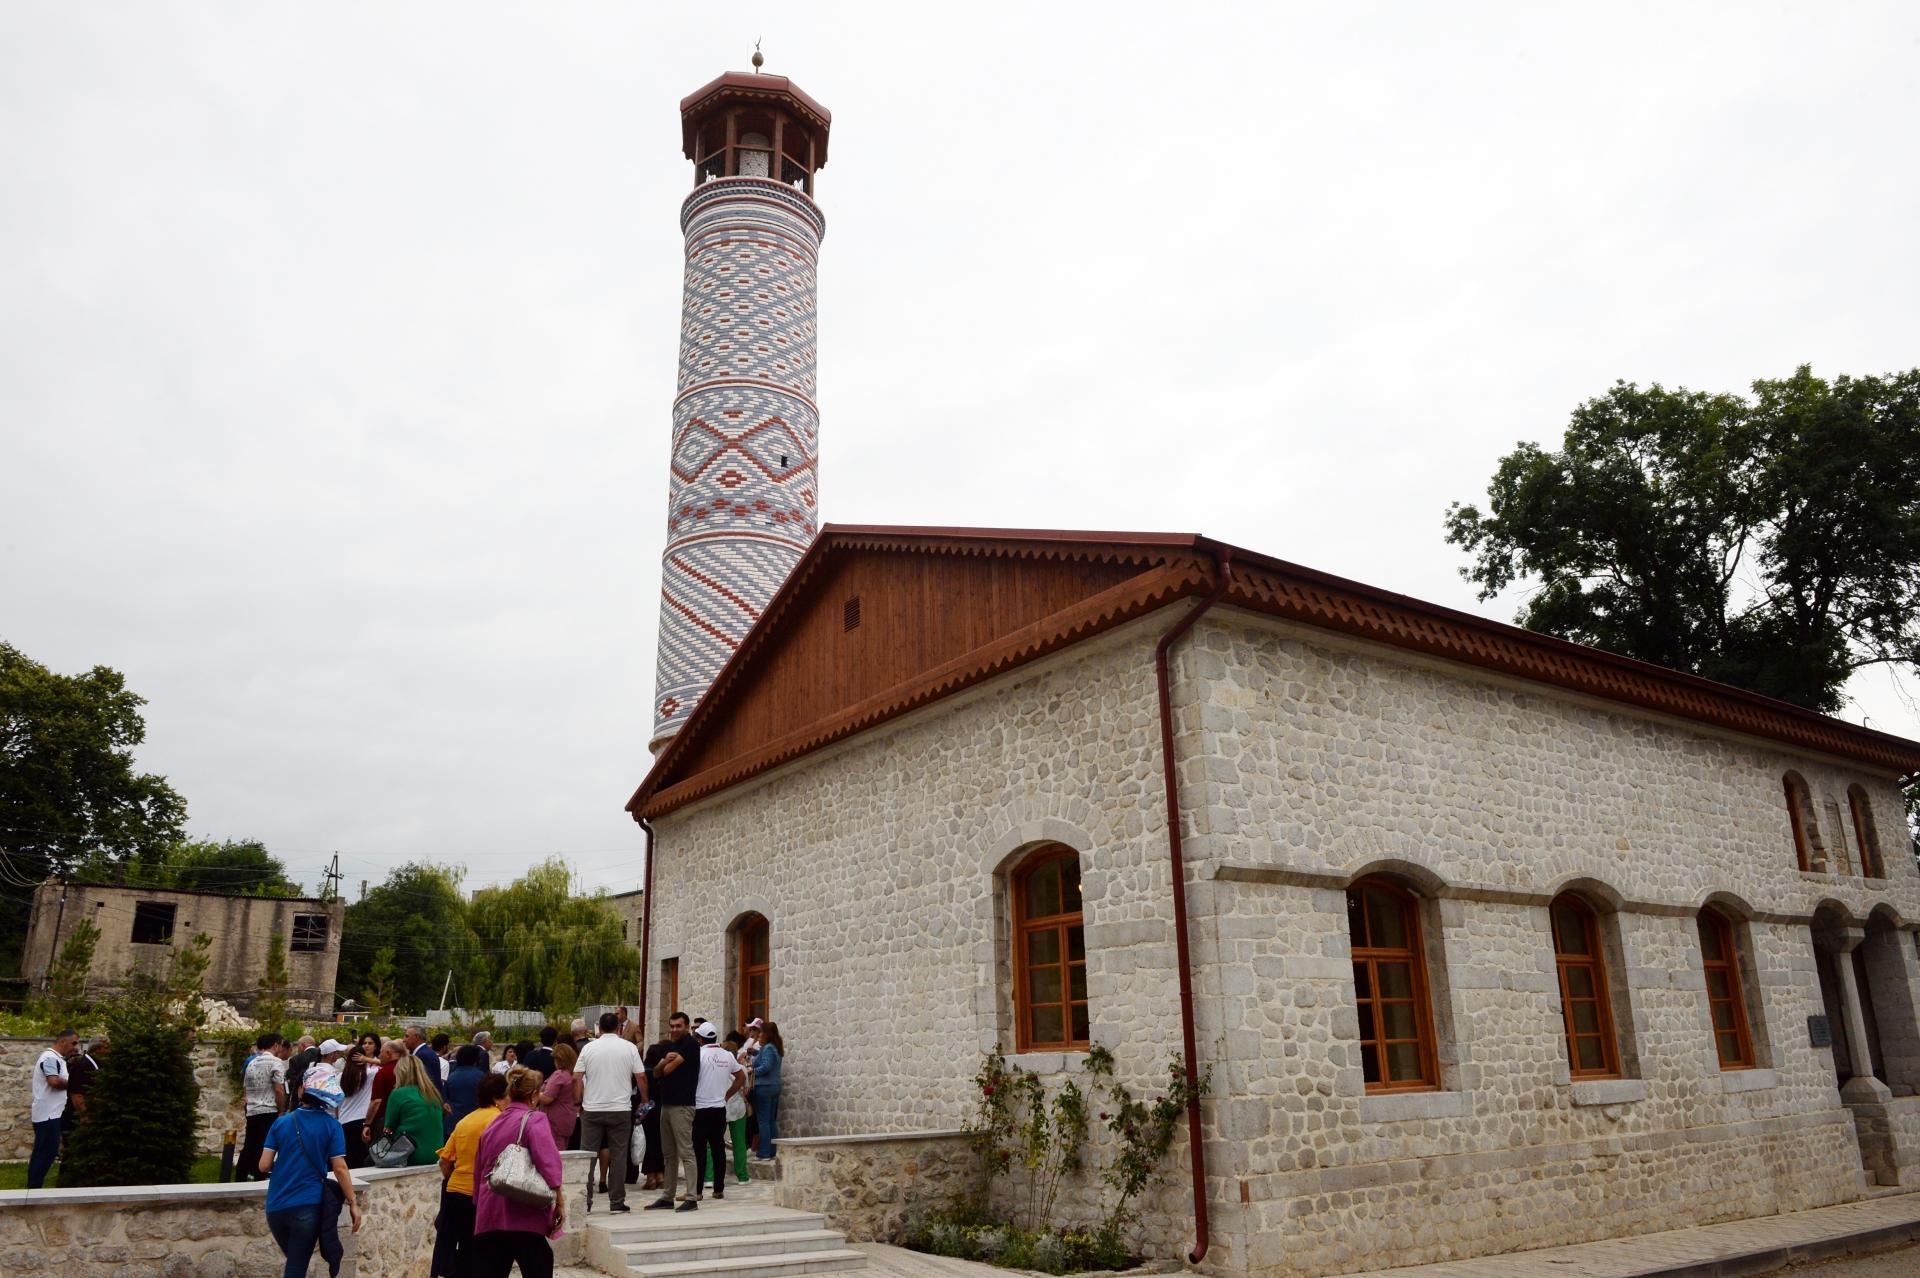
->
xmin=0 ymin=1149 xmax=597 ymax=1276
xmin=775 ymin=1130 xmax=977 ymax=1242
xmin=1849 ymin=1094 xmax=1920 ymax=1188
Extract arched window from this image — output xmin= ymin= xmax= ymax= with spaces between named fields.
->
xmin=736 ymin=914 xmax=770 ymax=1027
xmin=1698 ymin=906 xmax=1756 ymax=1070
xmin=1550 ymin=894 xmax=1620 ymax=1078
xmin=1013 ymin=846 xmax=1087 ymax=1051
xmin=1346 ymin=877 xmax=1439 ymax=1092
xmin=1849 ymin=786 xmax=1884 ymax=880
xmin=1783 ymin=772 xmax=1819 ymax=872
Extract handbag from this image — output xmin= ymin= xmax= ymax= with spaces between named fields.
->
xmin=368 ymin=1129 xmax=415 ymax=1169
xmin=487 ymin=1111 xmax=556 ymax=1210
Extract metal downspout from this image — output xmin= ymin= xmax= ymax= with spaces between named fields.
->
xmin=637 ymin=818 xmax=656 ymax=1037
xmin=1153 ymin=545 xmax=1233 ymax=1265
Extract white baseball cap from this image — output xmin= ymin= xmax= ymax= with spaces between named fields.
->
xmin=695 ymin=1021 xmax=718 ymax=1041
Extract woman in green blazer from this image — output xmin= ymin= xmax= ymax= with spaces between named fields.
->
xmin=380 ymin=1054 xmax=446 ymax=1166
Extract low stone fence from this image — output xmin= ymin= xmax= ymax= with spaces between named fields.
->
xmin=0 ymin=1149 xmax=597 ymax=1276
xmin=775 ymin=1129 xmax=976 ymax=1242
xmin=0 ymin=1036 xmax=244 ymax=1162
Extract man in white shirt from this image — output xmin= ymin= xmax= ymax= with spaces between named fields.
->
xmin=574 ymin=1011 xmax=646 ymax=1212
xmin=691 ymin=1021 xmax=745 ymax=1201
xmin=28 ymin=1028 xmax=77 ymax=1188
xmin=238 ymin=1032 xmax=290 ymax=1183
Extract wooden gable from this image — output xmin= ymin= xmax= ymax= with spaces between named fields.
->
xmin=631 ymin=525 xmax=1920 ymax=821
xmin=633 ymin=528 xmax=1212 ymax=817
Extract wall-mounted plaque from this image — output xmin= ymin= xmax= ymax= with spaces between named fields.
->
xmin=1807 ymin=1014 xmax=1833 ymax=1048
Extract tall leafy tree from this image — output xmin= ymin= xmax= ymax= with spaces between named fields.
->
xmin=1446 ymin=366 xmax=1920 ymax=712
xmin=464 ymin=858 xmax=638 ymax=1014
xmin=0 ymin=643 xmax=188 ymax=976
xmin=123 ymin=838 xmax=306 ymax=897
xmin=336 ymin=862 xmax=477 ymax=1015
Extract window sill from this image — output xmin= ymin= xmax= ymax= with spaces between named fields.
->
xmin=1569 ymin=1078 xmax=1648 ymax=1107
xmin=1719 ymin=1067 xmax=1778 ymax=1094
xmin=1004 ymin=1051 xmax=1090 ymax=1075
xmin=1359 ymin=1091 xmax=1469 ymax=1123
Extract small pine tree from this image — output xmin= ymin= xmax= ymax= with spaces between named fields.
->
xmin=256 ymin=931 xmax=290 ymax=1030
xmin=61 ymin=933 xmax=209 ymax=1186
xmin=364 ymin=945 xmax=397 ymax=1018
xmin=42 ymin=916 xmax=100 ymax=1027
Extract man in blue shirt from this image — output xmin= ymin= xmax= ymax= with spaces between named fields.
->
xmin=260 ymin=1067 xmax=362 ymax=1278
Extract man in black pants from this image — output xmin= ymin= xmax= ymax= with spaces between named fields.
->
xmin=237 ymin=1032 xmax=288 ymax=1181
xmin=689 ymin=1021 xmax=744 ymax=1201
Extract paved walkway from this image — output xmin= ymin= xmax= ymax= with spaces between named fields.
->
xmin=1362 ymin=1190 xmax=1920 ymax=1278
xmin=560 ymin=1187 xmax=1920 ymax=1278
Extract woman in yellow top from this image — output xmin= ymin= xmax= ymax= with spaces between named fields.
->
xmin=433 ymin=1070 xmax=507 ymax=1278
xmin=379 ymin=1055 xmax=446 ymax=1168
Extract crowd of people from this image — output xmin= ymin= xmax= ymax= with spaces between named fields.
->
xmin=182 ymin=1007 xmax=788 ymax=1277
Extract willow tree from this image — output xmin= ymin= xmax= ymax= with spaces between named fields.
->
xmin=464 ymin=858 xmax=638 ymax=1013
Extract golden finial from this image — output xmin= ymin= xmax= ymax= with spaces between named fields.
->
xmin=751 ymin=39 xmax=764 ymax=72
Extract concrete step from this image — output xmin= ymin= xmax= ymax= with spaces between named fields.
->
xmin=618 ymin=1229 xmax=850 ymax=1263
xmin=623 ymin=1249 xmax=869 ymax=1278
xmin=593 ymin=1208 xmax=829 ymax=1245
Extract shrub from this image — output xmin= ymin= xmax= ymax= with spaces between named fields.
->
xmin=60 ymin=933 xmax=210 ymax=1187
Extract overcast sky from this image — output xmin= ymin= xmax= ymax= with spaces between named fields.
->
xmin=3 ymin=3 xmax=1917 ymax=900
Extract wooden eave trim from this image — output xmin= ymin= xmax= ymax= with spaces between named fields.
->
xmin=638 ymin=559 xmax=1208 ymax=817
xmin=1222 ymin=562 xmax=1920 ymax=774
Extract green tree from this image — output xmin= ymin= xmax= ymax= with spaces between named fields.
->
xmin=61 ymin=932 xmax=210 ymax=1186
xmin=37 ymin=915 xmax=100 ymax=1027
xmin=0 ymin=643 xmax=188 ymax=975
xmin=256 ymin=931 xmax=290 ymax=1030
xmin=1445 ymin=366 xmax=1920 ymax=712
xmin=336 ymin=862 xmax=476 ymax=1014
xmin=362 ymin=945 xmax=397 ymax=1019
xmin=122 ymin=838 xmax=305 ymax=898
xmin=464 ymin=858 xmax=638 ymax=1011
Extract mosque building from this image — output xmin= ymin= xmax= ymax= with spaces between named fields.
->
xmin=629 ymin=64 xmax=1920 ymax=1278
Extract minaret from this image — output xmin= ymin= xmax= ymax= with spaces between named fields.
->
xmin=650 ymin=63 xmax=831 ymax=751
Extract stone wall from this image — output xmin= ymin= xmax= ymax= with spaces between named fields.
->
xmin=0 ymin=1037 xmax=243 ymax=1162
xmin=643 ymin=607 xmax=1920 ymax=1277
xmin=0 ymin=1149 xmax=596 ymax=1276
xmin=775 ymin=1130 xmax=977 ymax=1242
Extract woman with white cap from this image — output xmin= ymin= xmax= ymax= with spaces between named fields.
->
xmin=259 ymin=1059 xmax=362 ymax=1278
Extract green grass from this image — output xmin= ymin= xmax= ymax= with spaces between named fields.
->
xmin=0 ymin=1153 xmax=224 ymax=1190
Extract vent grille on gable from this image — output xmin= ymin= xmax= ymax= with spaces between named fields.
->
xmin=843 ymin=596 xmax=861 ymax=631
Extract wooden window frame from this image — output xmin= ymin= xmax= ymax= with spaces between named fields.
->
xmin=660 ymin=957 xmax=680 ymax=1038
xmin=1550 ymin=894 xmax=1621 ymax=1079
xmin=1347 ymin=876 xmax=1441 ymax=1093
xmin=736 ymin=914 xmax=770 ymax=1028
xmin=1783 ymin=773 xmax=1815 ymax=872
xmin=1849 ymin=786 xmax=1882 ymax=879
xmin=1012 ymin=846 xmax=1088 ymax=1053
xmin=1698 ymin=906 xmax=1757 ymax=1070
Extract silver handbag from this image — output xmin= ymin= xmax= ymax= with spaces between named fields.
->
xmin=487 ymin=1111 xmax=555 ymax=1209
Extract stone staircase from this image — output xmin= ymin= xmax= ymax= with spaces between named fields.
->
xmin=585 ymin=1202 xmax=869 ymax=1278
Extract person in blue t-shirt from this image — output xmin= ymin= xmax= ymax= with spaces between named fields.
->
xmin=260 ymin=1064 xmax=362 ymax=1278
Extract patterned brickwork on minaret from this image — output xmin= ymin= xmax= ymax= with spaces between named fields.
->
xmin=652 ymin=176 xmax=826 ymax=747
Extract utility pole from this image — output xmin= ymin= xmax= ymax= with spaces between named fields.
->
xmin=319 ymin=853 xmax=343 ymax=904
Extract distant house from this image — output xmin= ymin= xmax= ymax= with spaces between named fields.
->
xmin=22 ymin=881 xmax=344 ymax=1017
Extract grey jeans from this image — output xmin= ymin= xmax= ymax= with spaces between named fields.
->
xmin=579 ymin=1108 xmax=632 ymax=1207
xmin=660 ymin=1104 xmax=697 ymax=1201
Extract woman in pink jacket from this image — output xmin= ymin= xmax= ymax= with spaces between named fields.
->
xmin=471 ymin=1067 xmax=566 ymax=1278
